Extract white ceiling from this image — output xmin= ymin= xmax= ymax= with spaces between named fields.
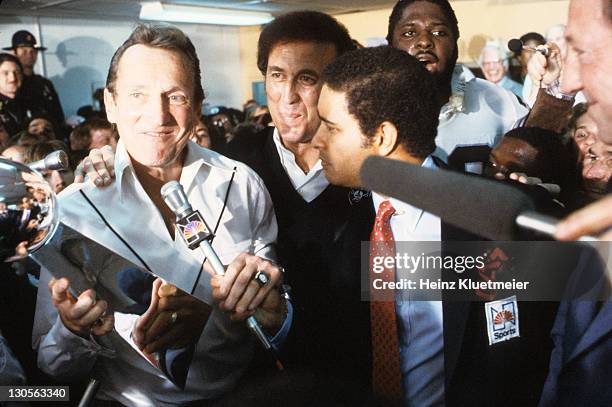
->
xmin=0 ymin=0 xmax=567 ymax=21
xmin=0 ymin=0 xmax=402 ymax=19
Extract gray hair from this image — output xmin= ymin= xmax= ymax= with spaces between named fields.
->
xmin=478 ymin=43 xmax=509 ymax=71
xmin=106 ymin=25 xmax=205 ymax=105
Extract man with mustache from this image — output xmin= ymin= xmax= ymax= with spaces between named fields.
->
xmin=386 ymin=0 xmax=528 ymax=168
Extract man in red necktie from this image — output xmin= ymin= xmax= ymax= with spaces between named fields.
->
xmin=314 ymin=45 xmax=556 ymax=407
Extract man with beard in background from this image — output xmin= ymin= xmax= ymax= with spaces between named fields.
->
xmin=386 ymin=0 xmax=528 ymax=170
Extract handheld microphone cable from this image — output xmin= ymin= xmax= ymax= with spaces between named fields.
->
xmin=160 ymin=180 xmax=285 ymax=371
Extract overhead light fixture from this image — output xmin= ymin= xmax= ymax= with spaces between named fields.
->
xmin=139 ymin=2 xmax=273 ymax=26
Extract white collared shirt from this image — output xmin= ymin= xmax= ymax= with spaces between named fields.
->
xmin=371 ymin=156 xmax=441 ymax=242
xmin=435 ymin=64 xmax=529 ymax=164
xmin=272 ymin=129 xmax=329 ymax=202
xmin=33 ymin=140 xmax=282 ymax=406
xmin=372 ymin=155 xmax=445 ymax=407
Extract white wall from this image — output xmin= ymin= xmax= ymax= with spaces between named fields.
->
xmin=0 ymin=15 xmax=244 ymax=118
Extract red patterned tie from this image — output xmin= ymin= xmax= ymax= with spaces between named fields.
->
xmin=369 ymin=199 xmax=403 ymax=400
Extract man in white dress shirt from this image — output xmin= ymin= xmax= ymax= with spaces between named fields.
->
xmin=33 ymin=25 xmax=289 ymax=406
xmin=73 ymin=13 xmax=373 ymax=404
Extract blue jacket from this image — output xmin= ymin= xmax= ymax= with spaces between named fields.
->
xmin=539 ymin=248 xmax=612 ymax=407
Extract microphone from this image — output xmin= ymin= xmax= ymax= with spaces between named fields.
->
xmin=359 ymin=156 xmax=597 ymax=241
xmin=77 ymin=379 xmax=100 ymax=407
xmin=27 ymin=150 xmax=69 ymax=172
xmin=515 ymin=211 xmax=597 ymax=241
xmin=508 ymin=38 xmax=549 ymax=57
xmin=160 ymin=181 xmax=284 ymax=370
xmin=161 ymin=181 xmax=226 ymax=276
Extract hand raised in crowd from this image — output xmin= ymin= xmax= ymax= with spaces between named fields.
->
xmin=525 ymin=42 xmax=563 ymax=106
xmin=74 ymin=145 xmax=115 ymax=186
xmin=133 ymin=278 xmax=212 ymax=354
xmin=210 ymin=253 xmax=286 ymax=334
xmin=49 ymin=277 xmax=114 ymax=338
xmin=555 ymin=195 xmax=612 ymax=241
xmin=528 ymin=42 xmax=563 ymax=88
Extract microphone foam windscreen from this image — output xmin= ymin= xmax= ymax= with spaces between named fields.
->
xmin=359 ymin=156 xmax=536 ymax=240
xmin=508 ymin=38 xmax=523 ymax=53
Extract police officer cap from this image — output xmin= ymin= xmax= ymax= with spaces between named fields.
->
xmin=3 ymin=30 xmax=47 ymax=51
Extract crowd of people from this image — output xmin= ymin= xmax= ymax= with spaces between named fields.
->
xmin=0 ymin=0 xmax=611 ymax=406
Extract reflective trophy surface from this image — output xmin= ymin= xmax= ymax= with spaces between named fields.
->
xmin=0 ymin=157 xmax=190 ymax=388
xmin=0 ymin=157 xmax=59 ymax=262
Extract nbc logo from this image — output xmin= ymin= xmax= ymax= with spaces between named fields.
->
xmin=486 ymin=295 xmax=520 ymax=345
xmin=494 ymin=310 xmax=515 ymax=326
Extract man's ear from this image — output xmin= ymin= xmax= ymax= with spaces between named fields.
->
xmin=375 ymin=121 xmax=399 ymax=156
xmin=104 ymin=88 xmax=117 ymax=124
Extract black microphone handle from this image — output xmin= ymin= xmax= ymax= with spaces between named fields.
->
xmin=508 ymin=38 xmax=549 ymax=56
xmin=77 ymin=378 xmax=100 ymax=407
xmin=160 ymin=181 xmax=284 ymax=369
xmin=360 ymin=155 xmax=535 ymax=240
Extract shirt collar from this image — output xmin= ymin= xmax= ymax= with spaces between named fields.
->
xmin=439 ymin=64 xmax=475 ymax=123
xmin=113 ymin=138 xmax=131 ymax=201
xmin=0 ymin=93 xmax=13 ymax=103
xmin=114 ymin=139 xmax=234 ymax=202
xmin=457 ymin=63 xmax=475 ymax=81
xmin=272 ymin=128 xmax=291 ymax=169
xmin=272 ymin=128 xmax=323 ymax=173
xmin=372 ymin=155 xmax=437 ymax=232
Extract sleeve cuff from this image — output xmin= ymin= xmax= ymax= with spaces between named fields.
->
xmin=50 ymin=316 xmax=116 ymax=358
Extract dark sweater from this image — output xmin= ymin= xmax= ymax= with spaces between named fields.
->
xmin=226 ymin=128 xmax=374 ymax=386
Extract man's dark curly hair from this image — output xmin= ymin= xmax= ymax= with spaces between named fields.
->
xmin=257 ymin=11 xmax=355 ymax=75
xmin=322 ymin=46 xmax=438 ymax=159
xmin=386 ymin=0 xmax=460 ymax=44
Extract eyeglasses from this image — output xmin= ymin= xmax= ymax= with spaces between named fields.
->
xmin=482 ymin=60 xmax=503 ymax=67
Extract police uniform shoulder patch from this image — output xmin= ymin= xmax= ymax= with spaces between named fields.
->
xmin=485 ymin=295 xmax=520 ymax=345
